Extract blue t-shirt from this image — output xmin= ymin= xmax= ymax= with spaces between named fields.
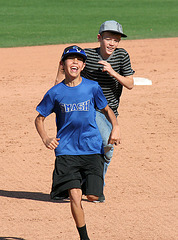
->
xmin=36 ymin=77 xmax=108 ymax=156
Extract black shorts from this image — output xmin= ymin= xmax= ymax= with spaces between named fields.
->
xmin=50 ymin=154 xmax=104 ymax=199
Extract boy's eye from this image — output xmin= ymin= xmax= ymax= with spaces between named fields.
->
xmin=77 ymin=57 xmax=84 ymax=61
xmin=104 ymin=38 xmax=119 ymax=43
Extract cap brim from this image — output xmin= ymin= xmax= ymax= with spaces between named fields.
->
xmin=62 ymin=52 xmax=87 ymax=61
xmin=121 ymin=33 xmax=127 ymax=38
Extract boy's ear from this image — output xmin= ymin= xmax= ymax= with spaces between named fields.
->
xmin=59 ymin=60 xmax=64 ymax=71
xmin=81 ymin=62 xmax=86 ymax=71
xmin=97 ymin=34 xmax=102 ymax=42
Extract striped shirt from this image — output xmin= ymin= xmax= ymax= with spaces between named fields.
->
xmin=81 ymin=48 xmax=134 ymax=116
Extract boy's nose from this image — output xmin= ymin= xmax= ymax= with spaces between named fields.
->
xmin=73 ymin=58 xmax=78 ymax=63
xmin=110 ymin=39 xmax=115 ymax=45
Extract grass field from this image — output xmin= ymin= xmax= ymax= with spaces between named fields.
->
xmin=0 ymin=0 xmax=178 ymax=47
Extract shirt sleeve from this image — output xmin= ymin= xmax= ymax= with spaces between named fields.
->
xmin=94 ymin=84 xmax=108 ymax=110
xmin=36 ymin=90 xmax=55 ymax=117
xmin=121 ymin=51 xmax=135 ymax=76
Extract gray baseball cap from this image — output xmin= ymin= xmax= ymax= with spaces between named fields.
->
xmin=99 ymin=20 xmax=127 ymax=38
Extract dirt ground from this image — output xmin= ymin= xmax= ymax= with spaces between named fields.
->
xmin=0 ymin=38 xmax=177 ymax=240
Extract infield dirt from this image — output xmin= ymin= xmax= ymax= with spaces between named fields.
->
xmin=0 ymin=38 xmax=178 ymax=240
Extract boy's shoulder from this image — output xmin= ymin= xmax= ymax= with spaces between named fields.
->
xmin=46 ymin=81 xmax=65 ymax=95
xmin=115 ymin=47 xmax=128 ymax=54
xmin=82 ymin=77 xmax=99 ymax=87
xmin=82 ymin=77 xmax=98 ymax=84
xmin=112 ymin=48 xmax=129 ymax=59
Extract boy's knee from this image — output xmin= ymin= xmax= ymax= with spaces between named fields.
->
xmin=69 ymin=189 xmax=82 ymax=204
xmin=87 ymin=195 xmax=98 ymax=202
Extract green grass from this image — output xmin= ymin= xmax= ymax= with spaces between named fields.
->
xmin=0 ymin=0 xmax=178 ymax=47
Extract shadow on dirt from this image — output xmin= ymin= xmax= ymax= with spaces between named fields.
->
xmin=0 ymin=190 xmax=70 ymax=203
xmin=0 ymin=238 xmax=25 ymax=240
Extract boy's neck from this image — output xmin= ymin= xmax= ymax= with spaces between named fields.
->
xmin=99 ymin=47 xmax=110 ymax=60
xmin=64 ymin=76 xmax=82 ymax=87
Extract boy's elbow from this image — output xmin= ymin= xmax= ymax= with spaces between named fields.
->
xmin=125 ymin=82 xmax=134 ymax=90
xmin=125 ymin=76 xmax=134 ymax=90
xmin=34 ymin=114 xmax=42 ymax=127
xmin=128 ymin=83 xmax=134 ymax=90
xmin=34 ymin=117 xmax=38 ymax=128
xmin=128 ymin=77 xmax=134 ymax=90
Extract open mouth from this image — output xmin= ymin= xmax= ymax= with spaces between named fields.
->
xmin=107 ymin=47 xmax=114 ymax=52
xmin=71 ymin=66 xmax=78 ymax=72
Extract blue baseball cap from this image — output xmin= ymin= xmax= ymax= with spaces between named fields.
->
xmin=61 ymin=45 xmax=87 ymax=61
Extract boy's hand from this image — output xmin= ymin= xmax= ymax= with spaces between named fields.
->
xmin=108 ymin=126 xmax=121 ymax=145
xmin=98 ymin=60 xmax=115 ymax=76
xmin=43 ymin=137 xmax=60 ymax=150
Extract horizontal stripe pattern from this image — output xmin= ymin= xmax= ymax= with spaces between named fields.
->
xmin=81 ymin=48 xmax=134 ymax=116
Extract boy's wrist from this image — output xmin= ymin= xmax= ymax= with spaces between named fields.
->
xmin=111 ymin=70 xmax=119 ymax=79
xmin=42 ymin=135 xmax=49 ymax=144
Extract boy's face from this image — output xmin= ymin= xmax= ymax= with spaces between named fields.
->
xmin=61 ymin=54 xmax=85 ymax=79
xmin=98 ymin=32 xmax=121 ymax=59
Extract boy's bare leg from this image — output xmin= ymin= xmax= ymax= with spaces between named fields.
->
xmin=69 ymin=188 xmax=85 ymax=227
xmin=69 ymin=188 xmax=90 ymax=239
xmin=69 ymin=188 xmax=99 ymax=226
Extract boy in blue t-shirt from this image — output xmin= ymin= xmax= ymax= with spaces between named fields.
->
xmin=35 ymin=45 xmax=120 ymax=240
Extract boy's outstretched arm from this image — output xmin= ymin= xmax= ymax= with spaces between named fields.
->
xmin=35 ymin=114 xmax=60 ymax=150
xmin=101 ymin=105 xmax=121 ymax=145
